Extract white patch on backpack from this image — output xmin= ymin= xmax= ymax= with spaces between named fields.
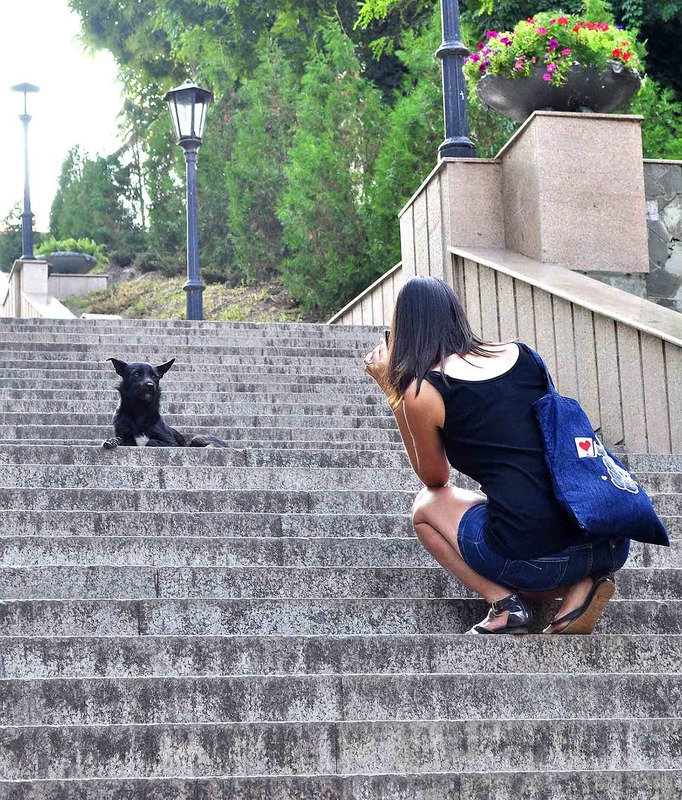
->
xmin=594 ymin=440 xmax=639 ymax=494
xmin=575 ymin=437 xmax=596 ymax=458
xmin=134 ymin=434 xmax=150 ymax=447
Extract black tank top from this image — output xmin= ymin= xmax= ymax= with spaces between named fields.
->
xmin=425 ymin=341 xmax=583 ymax=559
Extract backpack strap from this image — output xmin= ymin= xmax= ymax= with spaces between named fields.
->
xmin=520 ymin=342 xmax=557 ymax=395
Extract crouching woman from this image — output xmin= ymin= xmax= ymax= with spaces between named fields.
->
xmin=363 ymin=276 xmax=629 ymax=634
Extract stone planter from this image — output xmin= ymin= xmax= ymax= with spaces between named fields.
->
xmin=477 ymin=61 xmax=641 ymax=122
xmin=37 ymin=251 xmax=97 ymax=275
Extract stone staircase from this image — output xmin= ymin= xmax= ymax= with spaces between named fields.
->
xmin=0 ymin=317 xmax=680 ymax=799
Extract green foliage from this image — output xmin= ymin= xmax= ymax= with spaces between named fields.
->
xmin=363 ymin=10 xmax=441 ymax=268
xmin=278 ymin=22 xmax=386 ymax=313
xmin=0 ymin=204 xmax=25 ymax=272
xmin=631 ymin=77 xmax=682 ymax=160
xmin=35 ymin=237 xmax=108 ymax=267
xmin=226 ymin=45 xmax=298 ymax=283
xmin=50 ymin=146 xmax=143 ymax=249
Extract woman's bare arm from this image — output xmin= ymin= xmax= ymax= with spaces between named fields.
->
xmin=363 ymin=340 xmax=449 ymax=487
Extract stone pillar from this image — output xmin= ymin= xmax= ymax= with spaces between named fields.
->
xmin=498 ymin=111 xmax=649 ymax=273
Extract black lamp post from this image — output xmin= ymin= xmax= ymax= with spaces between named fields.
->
xmin=436 ymin=0 xmax=476 ymax=159
xmin=164 ymin=80 xmax=213 ymax=321
xmin=11 ymin=83 xmax=40 ymax=260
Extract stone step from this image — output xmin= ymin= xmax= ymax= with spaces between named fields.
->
xmin=0 ymin=465 xmax=423 ymax=491
xmin=2 ymin=485 xmax=679 ymax=517
xmin=626 ymin=453 xmax=682 ymax=472
xmin=0 ymin=437 xmax=406 ymax=450
xmin=0 ymin=487 xmax=416 ymax=513
xmin=1 ymin=771 xmax=680 ymax=800
xmin=1 ymin=598 xmax=680 ymax=636
xmin=0 ymin=411 xmax=398 ymax=429
xmin=0 ymin=535 xmax=677 ymax=568
xmin=0 ymin=426 xmax=404 ymax=443
xmin=0 ymin=353 xmax=365 ymax=368
xmin=0 ymin=444 xmax=410 ymax=468
xmin=0 ymin=373 xmax=373 ymax=387
xmin=0 ymin=509 xmax=678 ymax=540
xmin=1 ymin=718 xmax=679 ymax=779
xmin=0 ymin=463 xmax=672 ymax=495
xmin=0 ymin=334 xmax=375 ymax=350
xmin=0 ymin=346 xmax=370 ymax=362
xmin=0 ymin=511 xmax=402 ymax=538
xmin=0 ymin=387 xmax=384 ymax=402
xmin=0 ymin=565 xmax=675 ymax=601
xmin=2 ymin=633 xmax=680 ymax=680
xmin=2 ymin=672 xmax=680 ymax=726
xmin=0 ymin=400 xmax=393 ymax=417
xmin=0 ymin=318 xmax=382 ymax=336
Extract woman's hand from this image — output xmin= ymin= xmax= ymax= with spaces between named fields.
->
xmin=363 ymin=338 xmax=392 ymax=397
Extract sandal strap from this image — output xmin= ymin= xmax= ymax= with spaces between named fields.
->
xmin=548 ymin=575 xmax=615 ymax=628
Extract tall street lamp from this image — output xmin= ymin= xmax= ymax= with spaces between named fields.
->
xmin=164 ymin=80 xmax=213 ymax=321
xmin=11 ymin=83 xmax=40 ymax=260
xmin=436 ymin=0 xmax=476 ymax=159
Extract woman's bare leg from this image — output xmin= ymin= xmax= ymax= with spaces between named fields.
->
xmin=411 ymin=486 xmax=514 ymax=631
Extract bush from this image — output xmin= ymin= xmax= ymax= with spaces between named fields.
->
xmin=35 ymin=237 xmax=108 ymax=268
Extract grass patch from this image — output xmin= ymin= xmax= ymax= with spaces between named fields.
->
xmin=63 ymin=275 xmax=320 ymax=323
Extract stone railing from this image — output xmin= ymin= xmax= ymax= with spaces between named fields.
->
xmin=328 ymin=262 xmax=403 ymax=326
xmin=0 ymin=260 xmax=75 ymax=319
xmin=451 ymin=246 xmax=682 ymax=454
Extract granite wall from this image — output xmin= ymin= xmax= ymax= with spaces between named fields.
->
xmin=644 ymin=160 xmax=682 ymax=311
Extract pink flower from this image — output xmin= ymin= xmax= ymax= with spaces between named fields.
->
xmin=486 ymin=30 xmax=498 ymax=39
xmin=500 ymin=36 xmax=512 ymax=45
xmin=478 ymin=65 xmax=487 ymax=73
xmin=536 ymin=26 xmax=547 ymax=34
xmin=515 ymin=63 xmax=524 ymax=71
xmin=547 ymin=38 xmax=559 ymax=50
xmin=531 ymin=56 xmax=537 ymax=63
xmin=547 ymin=63 xmax=557 ymax=72
xmin=477 ymin=42 xmax=485 ymax=50
xmin=561 ymin=48 xmax=571 ymax=55
xmin=469 ymin=53 xmax=481 ymax=62
xmin=542 ymin=73 xmax=552 ymax=81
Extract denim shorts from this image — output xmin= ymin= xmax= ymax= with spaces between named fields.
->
xmin=457 ymin=502 xmax=630 ymax=592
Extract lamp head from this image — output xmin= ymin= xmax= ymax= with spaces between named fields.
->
xmin=163 ymin=80 xmax=213 ymax=147
xmin=11 ymin=83 xmax=40 ymax=116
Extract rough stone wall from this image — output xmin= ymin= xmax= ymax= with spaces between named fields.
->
xmin=645 ymin=161 xmax=682 ymax=311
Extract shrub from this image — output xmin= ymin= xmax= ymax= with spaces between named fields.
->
xmin=35 ymin=237 xmax=107 ymax=268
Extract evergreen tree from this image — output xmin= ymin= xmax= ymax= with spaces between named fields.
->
xmin=226 ymin=45 xmax=298 ymax=283
xmin=50 ymin=146 xmax=141 ymax=248
xmin=0 ymin=205 xmax=24 ymax=272
xmin=277 ymin=21 xmax=386 ymax=313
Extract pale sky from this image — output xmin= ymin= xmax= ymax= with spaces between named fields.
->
xmin=0 ymin=0 xmax=125 ymax=230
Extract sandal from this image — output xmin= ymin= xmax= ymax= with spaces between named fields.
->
xmin=467 ymin=593 xmax=533 ymax=635
xmin=543 ymin=573 xmax=616 ymax=635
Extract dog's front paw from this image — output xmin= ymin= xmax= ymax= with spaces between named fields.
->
xmin=102 ymin=438 xmax=120 ymax=450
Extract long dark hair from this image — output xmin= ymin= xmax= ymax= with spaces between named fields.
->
xmin=387 ymin=276 xmax=494 ymax=403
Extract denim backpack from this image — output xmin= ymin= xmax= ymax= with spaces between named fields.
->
xmin=527 ymin=345 xmax=669 ymax=547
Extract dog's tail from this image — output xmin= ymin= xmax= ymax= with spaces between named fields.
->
xmin=188 ymin=434 xmax=230 ymax=449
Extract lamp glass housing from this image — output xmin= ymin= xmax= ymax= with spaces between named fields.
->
xmin=164 ymin=81 xmax=213 ymax=144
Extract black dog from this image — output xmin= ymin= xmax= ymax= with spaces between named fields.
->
xmin=102 ymin=358 xmax=227 ymax=449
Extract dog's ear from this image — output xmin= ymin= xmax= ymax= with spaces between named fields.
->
xmin=107 ymin=358 xmax=128 ymax=376
xmin=155 ymin=359 xmax=176 ymax=377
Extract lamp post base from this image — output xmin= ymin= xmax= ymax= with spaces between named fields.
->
xmin=439 ymin=136 xmax=477 ymax=159
xmin=183 ymin=279 xmax=205 ymax=321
